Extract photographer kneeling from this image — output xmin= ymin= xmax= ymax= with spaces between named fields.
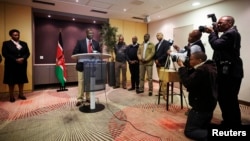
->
xmin=177 ymin=51 xmax=218 ymax=141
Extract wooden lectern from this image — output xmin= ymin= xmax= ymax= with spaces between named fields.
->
xmin=71 ymin=53 xmax=111 ymax=113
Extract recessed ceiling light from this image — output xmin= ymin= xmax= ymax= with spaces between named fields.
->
xmin=72 ymin=18 xmax=75 ymax=21
xmin=93 ymin=20 xmax=96 ymax=23
xmin=48 ymin=14 xmax=51 ymax=18
xmin=192 ymin=2 xmax=200 ymax=6
xmin=123 ymin=8 xmax=127 ymax=12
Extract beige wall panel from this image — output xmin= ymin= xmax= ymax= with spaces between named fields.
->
xmin=0 ymin=2 xmax=7 ymax=93
xmin=109 ymin=19 xmax=123 ymax=37
xmin=135 ymin=23 xmax=148 ymax=44
xmin=123 ymin=21 xmax=136 ymax=44
xmin=109 ymin=19 xmax=147 ymax=83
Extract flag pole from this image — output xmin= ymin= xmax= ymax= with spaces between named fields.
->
xmin=56 ymin=30 xmax=68 ymax=92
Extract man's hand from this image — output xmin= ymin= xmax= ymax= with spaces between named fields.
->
xmin=204 ymin=27 xmax=214 ymax=33
xmin=167 ymin=49 xmax=172 ymax=55
xmin=141 ymin=59 xmax=146 ymax=63
xmin=173 ymin=45 xmax=180 ymax=51
xmin=177 ymin=58 xmax=184 ymax=67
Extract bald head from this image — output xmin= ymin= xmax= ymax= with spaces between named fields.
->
xmin=217 ymin=16 xmax=235 ymax=32
xmin=132 ymin=36 xmax=138 ymax=44
xmin=188 ymin=30 xmax=202 ymax=43
xmin=86 ymin=28 xmax=94 ymax=39
xmin=156 ymin=32 xmax=163 ymax=41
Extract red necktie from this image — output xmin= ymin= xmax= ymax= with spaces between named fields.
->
xmin=88 ymin=40 xmax=93 ymax=53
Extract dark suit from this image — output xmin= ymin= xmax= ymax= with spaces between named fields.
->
xmin=2 ymin=40 xmax=30 ymax=84
xmin=178 ymin=60 xmax=217 ymax=140
xmin=72 ymin=38 xmax=100 ymax=100
xmin=209 ymin=26 xmax=243 ymax=127
xmin=154 ymin=39 xmax=171 ymax=68
xmin=72 ymin=38 xmax=101 ymax=72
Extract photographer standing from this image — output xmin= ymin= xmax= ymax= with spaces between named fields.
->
xmin=204 ymin=16 xmax=244 ymax=128
xmin=167 ymin=29 xmax=205 ymax=67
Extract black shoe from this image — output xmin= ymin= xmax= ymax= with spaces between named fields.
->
xmin=18 ymin=95 xmax=26 ymax=100
xmin=113 ymin=86 xmax=120 ymax=89
xmin=76 ymin=101 xmax=82 ymax=106
xmin=10 ymin=97 xmax=15 ymax=103
xmin=128 ymin=88 xmax=135 ymax=91
xmin=136 ymin=90 xmax=144 ymax=94
xmin=148 ymin=92 xmax=152 ymax=96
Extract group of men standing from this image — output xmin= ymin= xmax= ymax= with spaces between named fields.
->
xmin=113 ymin=15 xmax=244 ymax=141
xmin=114 ymin=33 xmax=172 ymax=97
xmin=72 ymin=15 xmax=244 ymax=140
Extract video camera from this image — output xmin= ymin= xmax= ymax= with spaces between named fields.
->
xmin=171 ymin=55 xmax=187 ymax=62
xmin=167 ymin=39 xmax=174 ymax=46
xmin=199 ymin=13 xmax=217 ymax=32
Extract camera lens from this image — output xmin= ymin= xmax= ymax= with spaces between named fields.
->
xmin=199 ymin=26 xmax=206 ymax=32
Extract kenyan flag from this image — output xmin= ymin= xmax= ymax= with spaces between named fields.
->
xmin=55 ymin=32 xmax=66 ymax=87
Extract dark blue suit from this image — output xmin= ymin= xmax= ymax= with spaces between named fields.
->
xmin=72 ymin=38 xmax=101 ymax=100
xmin=72 ymin=38 xmax=101 ymax=72
xmin=154 ymin=39 xmax=171 ymax=67
xmin=209 ymin=26 xmax=243 ymax=127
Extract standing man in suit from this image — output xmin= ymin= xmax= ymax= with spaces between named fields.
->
xmin=137 ymin=34 xmax=155 ymax=96
xmin=154 ymin=33 xmax=171 ymax=95
xmin=154 ymin=32 xmax=171 ymax=74
xmin=72 ymin=28 xmax=101 ymax=106
xmin=204 ymin=16 xmax=244 ymax=128
xmin=126 ymin=36 xmax=140 ymax=91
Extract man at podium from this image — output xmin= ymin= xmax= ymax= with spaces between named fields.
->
xmin=72 ymin=28 xmax=101 ymax=106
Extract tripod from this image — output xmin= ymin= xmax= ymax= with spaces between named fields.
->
xmin=157 ymin=56 xmax=189 ymax=110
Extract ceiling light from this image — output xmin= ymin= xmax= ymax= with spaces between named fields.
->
xmin=48 ymin=14 xmax=51 ymax=18
xmin=93 ymin=20 xmax=96 ymax=23
xmin=123 ymin=9 xmax=127 ymax=12
xmin=192 ymin=2 xmax=200 ymax=6
xmin=72 ymin=18 xmax=75 ymax=21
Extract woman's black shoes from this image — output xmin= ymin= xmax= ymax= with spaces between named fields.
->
xmin=10 ymin=97 xmax=15 ymax=103
xmin=18 ymin=95 xmax=27 ymax=100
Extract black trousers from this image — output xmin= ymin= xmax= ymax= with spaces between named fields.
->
xmin=218 ymin=75 xmax=242 ymax=127
xmin=128 ymin=63 xmax=139 ymax=88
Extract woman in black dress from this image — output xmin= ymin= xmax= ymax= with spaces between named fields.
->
xmin=2 ymin=29 xmax=30 ymax=102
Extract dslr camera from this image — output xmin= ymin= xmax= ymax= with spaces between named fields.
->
xmin=199 ymin=13 xmax=217 ymax=32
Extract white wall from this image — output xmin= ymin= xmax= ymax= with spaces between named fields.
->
xmin=148 ymin=0 xmax=250 ymax=102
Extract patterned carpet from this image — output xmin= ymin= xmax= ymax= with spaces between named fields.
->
xmin=0 ymin=83 xmax=249 ymax=141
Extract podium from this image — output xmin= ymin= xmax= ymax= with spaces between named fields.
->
xmin=71 ymin=53 xmax=111 ymax=113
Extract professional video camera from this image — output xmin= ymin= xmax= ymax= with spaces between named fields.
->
xmin=199 ymin=13 xmax=217 ymax=32
xmin=167 ymin=39 xmax=174 ymax=46
xmin=171 ymin=55 xmax=188 ymax=63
